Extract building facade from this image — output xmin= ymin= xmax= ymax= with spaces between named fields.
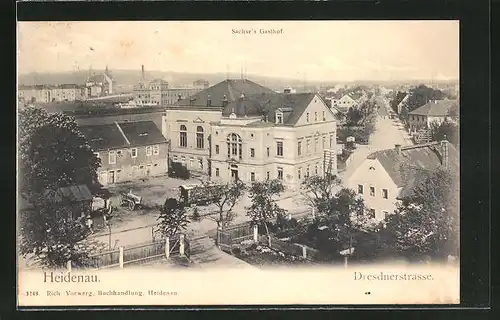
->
xmin=85 ymin=67 xmax=115 ymax=98
xmin=18 ymin=84 xmax=86 ymax=103
xmin=133 ymin=78 xmax=205 ymax=106
xmin=79 ymin=121 xmax=168 ymax=186
xmin=408 ymin=99 xmax=458 ymax=132
xmin=347 ymin=140 xmax=458 ymax=221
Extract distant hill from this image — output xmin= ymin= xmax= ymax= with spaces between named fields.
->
xmin=18 ymin=69 xmax=458 ymax=92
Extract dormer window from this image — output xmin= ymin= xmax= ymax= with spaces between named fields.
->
xmin=369 ymin=166 xmax=375 ymax=171
xmin=139 ymin=132 xmax=148 ymax=137
xmin=276 ymin=111 xmax=283 ymax=124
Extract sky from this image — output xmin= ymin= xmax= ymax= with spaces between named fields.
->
xmin=17 ymin=21 xmax=459 ymax=82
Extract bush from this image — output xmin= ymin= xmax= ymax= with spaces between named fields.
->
xmin=168 ymin=161 xmax=190 ymax=179
xmin=191 ymin=206 xmax=201 ymax=221
xmin=231 ymin=245 xmax=242 ymax=256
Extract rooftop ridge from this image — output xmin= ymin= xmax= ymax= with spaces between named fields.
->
xmin=114 ymin=121 xmax=131 ymax=145
xmin=401 ymin=141 xmax=440 ymax=151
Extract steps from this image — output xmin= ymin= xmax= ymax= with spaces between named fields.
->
xmin=414 ymin=129 xmax=432 ymax=144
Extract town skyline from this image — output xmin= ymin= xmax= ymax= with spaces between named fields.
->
xmin=18 ymin=21 xmax=459 ymax=82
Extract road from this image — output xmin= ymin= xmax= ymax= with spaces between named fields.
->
xmin=339 ymin=96 xmax=413 ymax=182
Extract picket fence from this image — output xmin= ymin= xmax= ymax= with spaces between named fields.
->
xmin=69 ymin=234 xmax=190 ymax=270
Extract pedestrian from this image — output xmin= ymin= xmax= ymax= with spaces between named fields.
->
xmin=86 ymin=215 xmax=94 ymax=234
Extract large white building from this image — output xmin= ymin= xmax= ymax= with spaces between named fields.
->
xmin=162 ymin=79 xmax=339 ymax=189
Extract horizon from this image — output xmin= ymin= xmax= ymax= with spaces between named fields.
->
xmin=18 ymin=21 xmax=459 ymax=82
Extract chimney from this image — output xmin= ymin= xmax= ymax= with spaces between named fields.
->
xmin=394 ymin=144 xmax=402 ymax=155
xmin=141 ymin=65 xmax=145 ymax=80
xmin=207 ymin=94 xmax=212 ymax=107
xmin=440 ymin=136 xmax=449 ymax=169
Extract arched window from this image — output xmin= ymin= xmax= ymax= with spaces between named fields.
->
xmin=179 ymin=125 xmax=187 ymax=147
xmin=227 ymin=133 xmax=243 ymax=159
xmin=196 ymin=126 xmax=204 ymax=149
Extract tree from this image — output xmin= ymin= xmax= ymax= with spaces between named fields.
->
xmin=301 ymin=174 xmax=342 ymax=217
xmin=18 ymin=106 xmax=100 ymax=198
xmin=156 ymin=198 xmax=190 ymax=238
xmin=246 ymin=179 xmax=288 ymax=247
xmin=406 ymin=85 xmax=446 ymax=113
xmin=191 ymin=180 xmax=246 ymax=228
xmin=390 ymin=91 xmax=407 ymax=114
xmin=381 ymin=168 xmax=459 ymax=261
xmin=429 ymin=119 xmax=459 ymax=147
xmin=19 ymin=193 xmax=106 ymax=269
xmin=446 ymin=103 xmax=459 ymax=122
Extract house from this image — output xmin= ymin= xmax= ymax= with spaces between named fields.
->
xmin=397 ymin=93 xmax=410 ymax=114
xmin=408 ymin=99 xmax=458 ymax=133
xmin=210 ymin=88 xmax=338 ymax=189
xmin=85 ymin=66 xmax=115 ymax=98
xmin=163 ymin=79 xmax=277 ymax=175
xmin=335 ymin=94 xmax=358 ymax=113
xmin=79 ymin=121 xmax=168 ymax=186
xmin=347 ymin=140 xmax=458 ymax=221
xmin=18 ymin=84 xmax=86 ymax=103
xmin=20 ymin=185 xmax=93 ymax=221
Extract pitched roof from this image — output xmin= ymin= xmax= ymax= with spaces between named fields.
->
xmin=367 ymin=141 xmax=458 ymax=192
xmin=222 ymin=92 xmax=321 ymax=126
xmin=45 ymin=184 xmax=93 ymax=203
xmin=79 ymin=121 xmax=166 ymax=151
xmin=175 ymin=79 xmax=276 ymax=108
xmin=409 ymin=99 xmax=458 ymax=116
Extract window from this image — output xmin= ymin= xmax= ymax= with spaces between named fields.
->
xmin=277 ymin=167 xmax=283 ymax=180
xmin=358 ymin=184 xmax=364 ymax=194
xmin=131 ymin=148 xmax=137 ymax=158
xmin=153 ymin=145 xmax=159 ymax=156
xmin=172 ymin=155 xmax=178 ymax=162
xmin=250 ymin=148 xmax=255 ymax=158
xmin=215 ymin=168 xmax=220 ymax=177
xmin=266 ymin=147 xmax=270 ymax=157
xmin=198 ymin=157 xmax=203 ymax=169
xmin=266 ymin=171 xmax=270 ymax=180
xmin=94 ymin=152 xmax=100 ymax=159
xmin=322 ymin=136 xmax=326 ymax=149
xmin=179 ymin=125 xmax=187 ymax=147
xmin=276 ymin=112 xmax=283 ymax=124
xmin=382 ymin=189 xmax=388 ymax=199
xmin=368 ymin=209 xmax=376 ymax=219
xmin=227 ymin=133 xmax=243 ymax=159
xmin=189 ymin=157 xmax=194 ymax=167
xmin=314 ymin=138 xmax=318 ymax=153
xmin=306 ymin=166 xmax=310 ymax=178
xmin=146 ymin=146 xmax=152 ymax=156
xmin=181 ymin=156 xmax=186 ymax=163
xmin=314 ymin=112 xmax=318 ymax=121
xmin=306 ymin=139 xmax=311 ymax=153
xmin=196 ymin=126 xmax=204 ymax=149
xmin=116 ymin=150 xmax=122 ymax=157
xmin=297 ymin=141 xmax=302 ymax=156
xmin=369 ymin=166 xmax=375 ymax=171
xmin=381 ymin=210 xmax=389 ymax=218
xmin=370 ymin=186 xmax=375 ymax=197
xmin=250 ymin=172 xmax=255 ymax=181
xmin=215 ymin=145 xmax=220 ymax=155
xmin=298 ymin=168 xmax=302 ymax=180
xmin=306 ymin=113 xmax=310 ymax=122
xmin=276 ymin=141 xmax=283 ymax=156
xmin=330 ymin=134 xmax=334 ymax=148
xmin=109 ymin=151 xmax=116 ymax=164
xmin=322 ymin=111 xmax=326 ymax=121
xmin=315 ymin=164 xmax=318 ymax=175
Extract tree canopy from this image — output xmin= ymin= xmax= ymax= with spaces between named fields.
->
xmin=381 ymin=168 xmax=459 ymax=261
xmin=18 ymin=106 xmax=100 ymax=197
xmin=156 ymin=198 xmax=190 ymax=238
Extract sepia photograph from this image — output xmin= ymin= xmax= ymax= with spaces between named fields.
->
xmin=17 ymin=20 xmax=460 ymax=306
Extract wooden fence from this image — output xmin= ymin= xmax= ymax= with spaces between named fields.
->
xmin=261 ymin=235 xmax=320 ymax=261
xmin=217 ymin=223 xmax=257 ymax=252
xmin=82 ymin=234 xmax=189 ymax=270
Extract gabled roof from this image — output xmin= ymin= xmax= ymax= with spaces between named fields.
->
xmin=45 ymin=185 xmax=93 ymax=203
xmin=339 ymin=94 xmax=357 ymax=103
xmin=175 ymin=79 xmax=276 ymax=108
xmin=79 ymin=121 xmax=167 ymax=151
xmin=222 ymin=92 xmax=323 ymax=126
xmin=409 ymin=99 xmax=458 ymax=116
xmin=367 ymin=141 xmax=458 ymax=191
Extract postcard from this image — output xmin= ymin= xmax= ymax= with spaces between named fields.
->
xmin=17 ymin=20 xmax=460 ymax=307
